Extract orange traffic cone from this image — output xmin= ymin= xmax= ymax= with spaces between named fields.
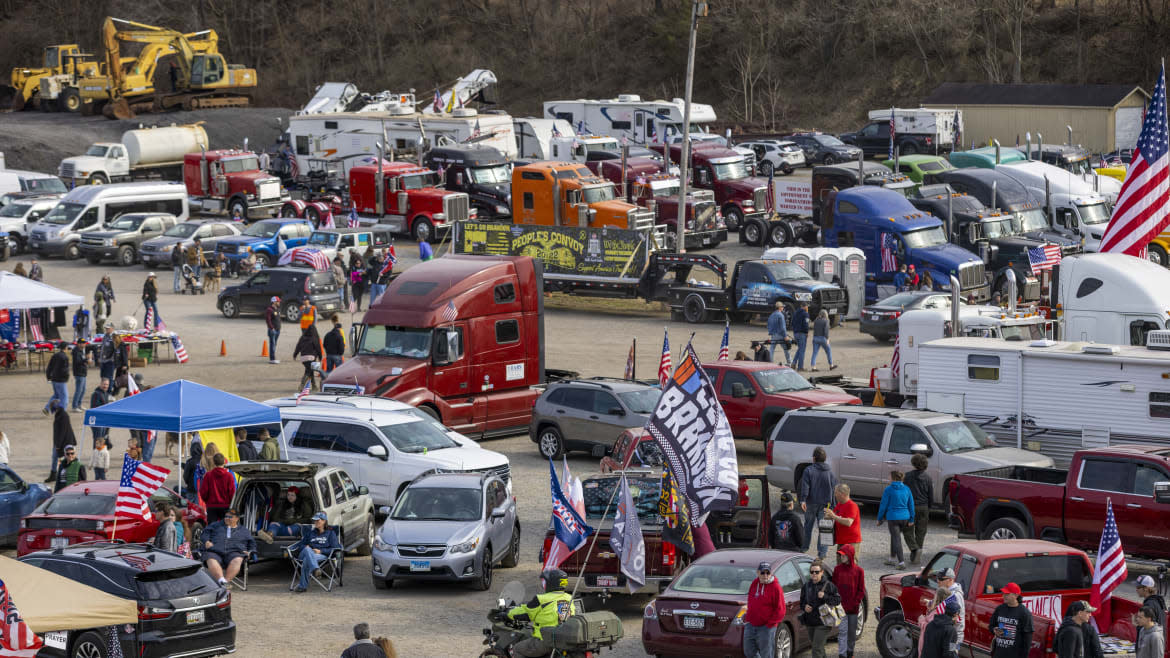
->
xmin=220 ymin=340 xmax=227 ymax=357
xmin=319 ymin=338 xmax=325 ymax=357
xmin=261 ymin=340 xmax=269 ymax=358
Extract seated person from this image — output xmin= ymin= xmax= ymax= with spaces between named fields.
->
xmin=290 ymin=512 xmax=342 ymax=593
xmin=201 ymin=508 xmax=256 ymax=588
xmin=261 ymin=485 xmax=313 ymax=540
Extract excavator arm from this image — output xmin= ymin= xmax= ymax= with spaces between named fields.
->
xmin=99 ymin=17 xmax=217 ymax=102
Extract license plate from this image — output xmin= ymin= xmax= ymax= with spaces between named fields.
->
xmin=186 ymin=610 xmax=204 ymax=625
xmin=51 ymin=537 xmax=69 ymax=548
xmin=595 ymin=575 xmax=618 ymax=587
xmin=871 ymin=314 xmax=881 ymax=321
xmin=701 ymin=237 xmax=711 ymax=245
xmin=409 ymin=560 xmax=430 ymax=572
xmin=682 ymin=616 xmax=706 ymax=630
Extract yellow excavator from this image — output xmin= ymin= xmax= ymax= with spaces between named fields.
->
xmin=79 ymin=17 xmax=257 ymax=119
xmin=2 ymin=44 xmax=102 ymax=112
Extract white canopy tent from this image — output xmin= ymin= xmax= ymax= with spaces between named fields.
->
xmin=0 ymin=270 xmax=84 ymax=309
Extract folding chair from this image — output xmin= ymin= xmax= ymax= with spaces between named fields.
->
xmin=284 ymin=524 xmax=344 ymax=592
xmin=194 ymin=546 xmax=258 ymax=591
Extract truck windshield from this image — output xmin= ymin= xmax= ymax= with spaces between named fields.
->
xmin=980 ymin=219 xmax=1013 ymax=239
xmin=673 ymin=564 xmax=760 ymax=595
xmin=0 ymin=203 xmax=32 ymax=218
xmin=359 ymin=326 xmax=432 ymax=359
xmin=1000 ymin=322 xmax=1048 ymax=341
xmin=308 ymin=233 xmax=337 ymax=247
xmin=85 ymin=145 xmax=110 ymax=157
xmin=1077 ymin=202 xmax=1110 ymax=225
xmin=712 ymin=160 xmax=748 ymax=181
xmin=400 ymin=173 xmax=439 ymax=190
xmin=926 ymin=420 xmax=997 ymax=454
xmin=1065 ymin=159 xmax=1093 ymax=175
xmin=586 ymin=140 xmax=620 ymax=153
xmin=983 ymin=555 xmax=1092 ymax=592
xmin=163 ymin=223 xmax=199 ymax=238
xmin=379 ymin=419 xmax=459 ymax=453
xmin=762 ymin=262 xmax=813 ymax=281
xmin=582 ymin=476 xmax=661 ymax=522
xmin=107 ymin=215 xmax=144 ymax=231
xmin=43 ymin=202 xmax=85 ymax=225
xmin=24 ymin=178 xmax=66 ymax=194
xmin=242 ymin=222 xmax=280 ymax=238
xmin=221 ymin=157 xmax=260 ymax=174
xmin=582 ymin=185 xmax=615 ymax=204
xmin=391 ymin=487 xmax=481 ymax=521
xmin=468 ymin=165 xmax=510 ymax=184
xmin=918 ymin=161 xmax=952 ymax=173
xmin=752 ymin=368 xmax=814 ymax=394
xmin=1013 ymin=209 xmax=1049 ymax=233
xmin=901 ymin=226 xmax=946 ymax=248
xmin=649 ymin=180 xmax=681 ymax=197
xmin=618 ymin=388 xmax=661 ymax=414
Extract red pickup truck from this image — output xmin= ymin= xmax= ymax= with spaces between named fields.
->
xmin=876 ymin=539 xmax=1165 ymax=658
xmin=948 ymin=445 xmax=1170 ymax=560
xmin=541 ymin=470 xmax=770 ymax=596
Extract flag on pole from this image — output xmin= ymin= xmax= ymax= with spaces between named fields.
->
xmin=295 ymin=379 xmax=311 ymax=404
xmin=322 ymin=210 xmax=335 ymax=229
xmin=380 ymin=245 xmax=397 ymax=278
xmin=717 ymin=322 xmax=730 ymax=361
xmin=115 ymin=454 xmax=169 ymax=521
xmin=348 ymin=207 xmax=360 ymax=228
xmin=624 ymin=339 xmax=636 ymax=380
xmin=1100 ymin=64 xmax=1170 ymax=256
xmin=880 ymin=233 xmax=898 ymax=272
xmin=657 ymin=468 xmax=694 ymax=555
xmin=0 ymin=578 xmax=43 ymax=656
xmin=548 ymin=460 xmax=593 ymax=555
xmin=441 ymin=300 xmax=457 ymax=323
xmin=544 ymin=458 xmax=585 ymax=569
xmin=1027 ymin=245 xmax=1062 ymax=273
xmin=657 ymin=328 xmax=671 ymax=387
xmin=432 ymin=89 xmax=442 ymax=112
xmin=609 ymin=474 xmax=646 ymax=593
xmin=765 ymin=168 xmax=776 ymax=215
xmin=170 ymin=335 xmax=189 ymax=363
xmin=888 ymin=108 xmax=895 ymax=160
xmin=1090 ymin=499 xmax=1128 ymax=630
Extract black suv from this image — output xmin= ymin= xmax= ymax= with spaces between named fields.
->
xmin=785 ymin=132 xmax=863 ymax=165
xmin=20 ymin=542 xmax=235 ymax=658
xmin=217 ymin=265 xmax=341 ymax=322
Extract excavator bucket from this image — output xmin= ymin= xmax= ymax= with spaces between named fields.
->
xmin=105 ymin=97 xmax=134 ymax=120
xmin=0 ymin=86 xmax=21 ymax=111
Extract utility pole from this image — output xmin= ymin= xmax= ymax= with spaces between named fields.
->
xmin=675 ymin=0 xmax=708 ymax=254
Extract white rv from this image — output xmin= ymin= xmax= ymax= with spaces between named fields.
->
xmin=916 ymin=335 xmax=1170 ymax=466
xmin=513 ymin=118 xmax=575 ymax=160
xmin=541 ymin=94 xmax=716 ymax=145
xmin=997 ymin=160 xmax=1112 ymax=251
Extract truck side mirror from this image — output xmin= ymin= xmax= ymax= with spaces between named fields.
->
xmin=1155 ymin=482 xmax=1170 ymax=505
xmin=698 ymin=170 xmax=709 ymax=185
xmin=968 ymin=224 xmax=979 ymax=243
xmin=900 ymin=574 xmax=919 ymax=588
xmin=455 ymin=173 xmax=463 ymax=186
xmin=366 ymin=445 xmax=388 ymax=461
xmin=910 ymin=443 xmax=933 ymax=457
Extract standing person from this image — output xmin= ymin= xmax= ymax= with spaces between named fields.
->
xmin=95 ymin=276 xmax=115 ymax=317
xmin=1136 ymin=575 xmax=1167 ymax=626
xmin=90 ymin=437 xmax=109 ymax=480
xmin=989 ymin=583 xmax=1033 ymax=658
xmin=366 ymin=251 xmax=385 ymax=303
xmin=89 ymin=378 xmax=111 ymax=447
xmin=350 ymin=256 xmax=367 ymax=311
xmin=289 ymin=512 xmax=342 ymax=593
xmin=824 ymin=484 xmax=861 ymax=555
xmin=894 ymin=264 xmax=908 ymax=291
xmin=1136 ymin=605 xmax=1165 ymax=658
xmin=936 ymin=568 xmax=966 ymax=651
xmin=234 ymin=428 xmax=258 ymax=461
xmin=372 ymin=637 xmax=397 ymax=658
xmin=877 ymin=470 xmax=914 ymax=568
xmin=181 ymin=442 xmax=203 ymax=504
xmin=324 ymin=314 xmax=345 ymax=372
xmin=258 ymin=428 xmax=279 ymax=460
xmin=907 ymin=264 xmax=920 ymax=289
xmin=769 ymin=492 xmax=805 ymax=551
xmin=921 ymin=600 xmax=961 ymax=658
xmin=832 ymin=545 xmax=866 ymax=658
xmin=809 ymin=309 xmax=837 ymax=372
xmin=44 ymin=343 xmax=70 ymax=415
xmin=97 ymin=326 xmax=116 ymax=381
xmin=903 ymin=453 xmax=933 ymax=563
xmin=171 ymin=242 xmax=184 ymax=293
xmin=71 ymin=307 xmax=90 ymax=343
xmin=48 ymin=400 xmax=76 ymax=481
xmin=188 ymin=238 xmax=208 ymax=280
xmin=70 ymin=340 xmax=88 ymax=412
xmin=920 ymin=271 xmax=934 ymax=291
xmin=799 ymin=447 xmax=839 ymax=557
xmin=265 ymin=297 xmax=281 ymax=364
xmin=198 ymin=453 xmax=237 ymax=524
xmin=1053 ymin=601 xmax=1094 ymax=658
xmin=791 ymin=302 xmax=810 ymax=371
xmin=54 ymin=444 xmax=86 ymax=492
xmin=332 ymin=257 xmax=349 ymax=308
xmin=152 ymin=503 xmax=178 ymax=552
xmin=340 ymin=623 xmax=386 ymax=658
xmin=28 ymin=258 xmax=42 ymax=282
xmin=799 ymin=558 xmax=840 ymax=658
xmin=743 ymin=561 xmax=785 ymax=658
xmin=766 ymin=302 xmax=791 ymax=365
xmin=0 ymin=430 xmax=9 ymax=466
xmin=293 ymin=324 xmax=323 ymax=392
xmin=142 ymin=273 xmax=161 ymax=330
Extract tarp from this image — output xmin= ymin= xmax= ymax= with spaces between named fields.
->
xmin=83 ymin=379 xmax=281 ymax=433
xmin=0 ymin=555 xmax=137 ymax=633
xmin=0 ymin=271 xmax=84 ymax=310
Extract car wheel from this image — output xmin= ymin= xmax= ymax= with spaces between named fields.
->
xmin=538 ymin=426 xmax=565 ymax=459
xmin=501 ymin=523 xmax=521 ymax=568
xmin=982 ymin=516 xmax=1029 ymax=541
xmin=760 ymin=161 xmax=774 ymax=176
xmin=255 ymin=253 xmax=272 ymax=268
xmin=856 ymin=598 xmax=868 ymax=640
xmin=875 ymin=611 xmax=917 ymax=658
xmin=117 ymin=245 xmax=135 ymax=266
xmin=774 ymin=622 xmax=793 ymax=658
xmin=280 ymin=203 xmax=299 ymax=218
xmin=71 ymin=630 xmax=108 ymax=658
xmin=61 ymin=88 xmax=82 ymax=113
xmin=822 ymin=154 xmax=836 ymax=165
xmin=354 ymin=514 xmax=375 ymax=556
xmin=282 ymin=301 xmax=302 ymax=324
xmin=65 ymin=243 xmax=81 ymax=260
xmin=768 ymin=222 xmax=793 ymax=248
xmin=85 ymin=253 xmax=102 ymax=265
xmin=87 ymin=173 xmax=108 ymax=186
xmin=412 ymin=217 xmax=434 ymax=243
xmin=742 ymin=220 xmax=763 ymax=247
xmin=683 ymin=293 xmax=707 ymax=324
xmin=305 ymin=207 xmax=321 ymax=227
xmin=417 ymin=405 xmax=441 ymax=422
xmin=220 ymin=297 xmax=240 ymax=319
xmin=473 ymin=547 xmax=493 ymax=591
xmin=1148 ymin=244 xmax=1168 ymax=267
xmin=228 ymin=197 xmax=248 ymax=220
xmin=373 ymin=575 xmax=391 ymax=590
xmin=723 ymin=206 xmax=744 ymax=232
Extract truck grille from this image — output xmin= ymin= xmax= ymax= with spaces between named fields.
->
xmin=753 ymin=187 xmax=766 ymax=211
xmin=814 ymin=288 xmax=845 ymax=306
xmin=692 ymin=200 xmax=718 ymax=230
xmin=257 ymin=179 xmax=281 ymax=203
xmin=464 ymin=463 xmax=511 ymax=484
xmin=443 ymin=194 xmax=470 ymax=223
xmin=958 ymin=262 xmax=986 ymax=290
xmin=629 ymin=208 xmax=656 ymax=232
xmin=80 ymin=235 xmax=105 ymax=247
xmin=59 ymin=163 xmax=76 ymax=179
xmin=396 ymin=544 xmax=447 ymax=558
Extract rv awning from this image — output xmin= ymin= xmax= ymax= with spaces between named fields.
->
xmin=0 ymin=555 xmax=137 ymax=632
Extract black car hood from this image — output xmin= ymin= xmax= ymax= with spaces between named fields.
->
xmin=1018 ymin=230 xmax=1077 ymax=247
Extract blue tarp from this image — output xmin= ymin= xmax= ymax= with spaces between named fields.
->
xmin=83 ymin=379 xmax=280 ymax=433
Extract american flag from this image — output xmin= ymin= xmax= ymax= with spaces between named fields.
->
xmin=1101 ymin=64 xmax=1170 ymax=256
xmin=380 ymin=245 xmax=397 ymax=277
xmin=156 ymin=318 xmax=167 ymax=333
xmin=717 ymin=322 xmax=730 ymax=361
xmin=881 ymin=233 xmax=898 ymax=272
xmin=933 ymin=592 xmax=960 ymax=617
xmin=321 ymin=210 xmax=335 ymax=229
xmin=1027 ymin=245 xmax=1062 ymax=273
xmin=0 ymin=578 xmax=43 ymax=655
xmin=295 ymin=379 xmax=311 ymax=404
xmin=551 ymin=123 xmax=561 ymax=138
xmin=442 ymin=299 xmax=457 ymax=323
xmin=143 ymin=305 xmax=154 ymax=332
xmin=117 ymin=552 xmax=153 ymax=571
xmin=1090 ymin=499 xmax=1128 ymax=629
xmin=432 ymin=89 xmax=442 ymax=113
xmin=888 ymin=108 xmax=895 ymax=160
xmin=280 ymin=247 xmax=331 ymax=271
xmin=890 ymin=335 xmax=901 ymax=378
xmin=765 ymin=169 xmax=776 ymax=215
xmin=170 ymin=335 xmax=188 ymax=363
xmin=471 ymin=119 xmax=482 ymax=139
xmin=115 ymin=454 xmax=169 ymax=521
xmin=285 ymin=145 xmax=299 ymax=179
xmin=348 ymin=207 xmax=360 ymax=228
xmin=624 ymin=339 xmax=636 ymax=380
xmin=658 ymin=328 xmax=671 ymax=387
xmin=28 ymin=310 xmax=43 ymax=342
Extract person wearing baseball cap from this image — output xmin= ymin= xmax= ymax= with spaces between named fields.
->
xmin=290 ymin=511 xmax=340 ymax=592
xmin=934 ymin=568 xmax=966 ymax=651
xmin=989 ymin=582 xmax=1032 ymax=658
xmin=265 ymin=296 xmax=282 ymax=364
xmin=1054 ymin=601 xmax=1095 ymax=658
xmin=922 ymin=599 xmax=961 ymax=658
xmin=1136 ymin=575 xmax=1167 ymax=625
xmin=743 ymin=561 xmax=784 ymax=658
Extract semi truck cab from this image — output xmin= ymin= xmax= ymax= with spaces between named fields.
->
xmin=348 ymin=162 xmax=472 ymax=243
xmin=422 ymin=145 xmax=512 ymax=220
xmin=511 ymin=161 xmax=655 ymax=231
xmin=183 ymin=149 xmax=286 ymax=219
xmin=652 ymin=143 xmax=767 ymax=231
xmin=596 ymin=158 xmax=726 ymax=249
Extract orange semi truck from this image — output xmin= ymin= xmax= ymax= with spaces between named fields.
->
xmin=511 ymin=161 xmax=655 ymax=231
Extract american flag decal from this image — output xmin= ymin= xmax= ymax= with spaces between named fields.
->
xmin=441 ymin=300 xmax=458 ymax=323
xmin=117 ymin=552 xmax=153 ymax=571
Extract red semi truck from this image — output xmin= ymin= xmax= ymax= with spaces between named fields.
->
xmin=347 ymin=161 xmax=472 ymax=242
xmin=595 ymin=157 xmax=727 ymax=250
xmin=649 ymin=142 xmax=768 ymax=232
xmin=183 ymin=149 xmax=288 ymax=219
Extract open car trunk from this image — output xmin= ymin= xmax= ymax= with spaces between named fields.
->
xmin=234 ymin=478 xmax=318 ymax=560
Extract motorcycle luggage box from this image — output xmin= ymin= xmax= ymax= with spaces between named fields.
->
xmin=551 ymin=611 xmax=624 ymax=649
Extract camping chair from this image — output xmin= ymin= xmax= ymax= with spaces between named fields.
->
xmin=193 ymin=544 xmax=258 ymax=591
xmin=283 ymin=524 xmax=344 ymax=592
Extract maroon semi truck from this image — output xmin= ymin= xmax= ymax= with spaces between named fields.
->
xmin=649 ymin=143 xmax=768 ymax=232
xmin=183 ymin=149 xmax=288 ymax=219
xmin=947 ymin=445 xmax=1170 ymax=560
xmin=596 ymin=158 xmax=727 ymax=250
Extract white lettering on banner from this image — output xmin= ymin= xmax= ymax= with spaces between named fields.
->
xmin=505 ymin=363 xmax=524 ymax=381
xmin=774 ymin=181 xmax=813 ymax=216
xmin=1022 ymin=594 xmax=1062 ymax=620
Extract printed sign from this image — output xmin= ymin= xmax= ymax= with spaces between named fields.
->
xmin=1022 ymin=594 xmax=1062 ymax=620
xmin=505 ymin=363 xmax=524 ymax=381
xmin=773 ymin=181 xmax=814 ymax=216
xmin=849 ymin=260 xmax=860 ymax=274
xmin=43 ymin=631 xmax=67 ymax=649
xmin=822 ymin=259 xmax=835 ymax=275
xmin=453 ymin=222 xmax=649 ymax=278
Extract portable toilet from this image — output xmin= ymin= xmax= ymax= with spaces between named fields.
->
xmin=839 ymin=247 xmax=866 ymax=320
xmin=761 ymin=246 xmax=814 ymax=274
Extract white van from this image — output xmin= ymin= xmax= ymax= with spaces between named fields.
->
xmin=28 ymin=182 xmax=189 ymax=260
xmin=0 ymin=194 xmax=61 ymax=253
xmin=0 ymin=169 xmax=68 ymax=205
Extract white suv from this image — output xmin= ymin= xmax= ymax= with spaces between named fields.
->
xmin=265 ymin=395 xmax=510 ymax=509
xmin=739 ymin=140 xmax=807 ymax=176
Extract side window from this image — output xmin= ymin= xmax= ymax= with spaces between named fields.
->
xmin=278 ymin=225 xmax=298 ymax=240
xmin=338 ymin=425 xmax=383 ymax=455
xmin=775 ymin=560 xmax=803 ymax=594
xmin=775 ymin=415 xmax=846 ymax=446
xmin=560 ymin=388 xmax=595 ymax=412
xmin=1078 ymin=458 xmax=1133 ymax=493
xmin=77 ymin=208 xmax=98 ymax=229
xmin=924 ymin=551 xmax=960 ymax=587
xmin=956 ymin=555 xmax=978 ymax=596
xmin=494 ymin=283 xmax=516 ymax=304
xmin=522 ymin=192 xmax=534 ymax=210
xmin=520 ymin=171 xmax=546 ymax=181
xmin=144 ymin=218 xmax=163 ymax=233
xmin=889 ymin=424 xmax=929 ymax=455
xmin=593 ymin=392 xmax=621 ymax=415
xmin=702 ymin=367 xmax=722 ymax=385
xmin=1076 ymin=277 xmax=1103 ymax=298
xmin=290 ymin=420 xmax=340 ymax=451
xmin=296 ymin=135 xmax=309 ymax=156
xmin=329 ymin=473 xmax=347 ymax=503
xmin=719 ymin=371 xmax=754 ymax=396
xmin=488 ymin=481 xmax=506 ymax=509
xmin=739 ymin=478 xmax=764 ymax=508
xmin=298 ymin=224 xmax=312 ymax=238
xmin=340 ymin=472 xmax=359 ymax=499
xmin=847 ymin=420 xmax=886 ymax=451
xmin=163 ymin=199 xmax=184 ymax=217
xmin=339 ymin=235 xmax=355 ymax=248
xmin=495 ymin=319 xmax=519 ymax=344
xmin=1134 ymin=464 xmax=1168 ymax=497
xmin=837 ymin=200 xmax=859 ymax=214
xmin=318 ymin=477 xmax=332 ymax=507
xmin=1150 ymin=392 xmax=1170 ymax=418
xmin=434 ymin=327 xmax=465 ymax=364
xmin=247 ymin=272 xmax=271 ymax=287
xmin=1130 ymin=320 xmax=1160 ymax=346
xmin=216 ymin=224 xmax=236 ymax=237
xmin=544 ymin=388 xmax=566 ymax=405
xmin=967 ymin=354 xmax=999 ymax=380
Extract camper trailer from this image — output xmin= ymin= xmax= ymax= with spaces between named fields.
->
xmin=541 ymin=95 xmax=716 ymax=145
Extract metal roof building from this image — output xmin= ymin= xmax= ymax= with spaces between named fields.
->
xmin=922 ymin=83 xmax=1149 ymax=153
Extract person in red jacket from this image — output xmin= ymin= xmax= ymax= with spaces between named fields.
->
xmin=198 ymin=453 xmax=237 ymax=523
xmin=743 ymin=560 xmax=785 ymax=658
xmin=832 ymin=544 xmax=867 ymax=658
xmin=825 ymin=483 xmax=861 ymax=553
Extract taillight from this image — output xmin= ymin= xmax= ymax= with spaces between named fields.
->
xmin=216 ymin=589 xmax=231 ymax=610
xmin=732 ymin=605 xmax=748 ymax=626
xmin=539 ymin=536 xmax=553 ymax=564
xmin=893 ymin=311 xmax=902 ymax=319
xmin=304 ymin=276 xmax=312 ymax=294
xmin=137 ymin=604 xmax=170 ymax=620
xmin=643 ymin=602 xmax=658 ymax=620
xmin=662 ymin=541 xmax=676 ymax=567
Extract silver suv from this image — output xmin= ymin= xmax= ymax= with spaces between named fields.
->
xmin=371 ymin=472 xmax=519 ymax=591
xmin=529 ymin=378 xmax=661 ymax=459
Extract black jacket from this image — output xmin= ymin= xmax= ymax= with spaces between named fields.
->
xmin=1082 ymin=621 xmax=1104 ymax=658
xmin=323 ymin=326 xmax=345 ymax=356
xmin=171 ymin=245 xmax=184 ymax=266
xmin=798 ymin=577 xmax=840 ymax=626
xmin=52 ymin=408 xmax=76 ymax=452
xmin=903 ymin=469 xmax=934 ymax=507
xmin=1054 ymin=618 xmax=1084 ymax=658
xmin=922 ymin=614 xmax=958 ymax=658
xmin=769 ymin=509 xmax=805 ymax=551
xmin=142 ymin=279 xmax=157 ymax=302
xmin=1145 ymin=594 xmax=1168 ymax=626
xmin=90 ymin=386 xmax=110 ymax=409
xmin=71 ymin=348 xmax=88 ymax=377
xmin=182 ymin=442 xmax=203 ymax=494
xmin=236 ymin=440 xmax=258 ymax=462
xmin=293 ymin=326 xmax=322 ymax=360
xmin=46 ymin=351 xmax=70 ymax=382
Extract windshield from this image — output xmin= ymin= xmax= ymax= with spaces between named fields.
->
xmin=617 ymin=388 xmax=660 ymax=414
xmin=1078 ymin=202 xmax=1110 ymax=225
xmin=712 ymin=159 xmax=748 ymax=181
xmin=85 ymin=145 xmax=109 ymax=157
xmin=753 ymin=368 xmax=813 ymax=394
xmin=221 ymin=157 xmax=260 ymax=174
xmin=358 ymin=326 xmax=432 ymax=359
xmin=649 ymin=180 xmax=681 ymax=197
xmin=242 ymin=222 xmax=280 ymax=238
xmin=163 ymin=223 xmax=199 ymax=238
xmin=468 ymin=165 xmax=510 ymax=185
xmin=586 ymin=140 xmax=619 ymax=153
xmin=1066 ymin=159 xmax=1093 ymax=175
xmin=391 ymin=487 xmax=481 ymax=521
xmin=400 ymin=173 xmax=439 ymax=190
xmin=25 ymin=178 xmax=65 ymax=194
xmin=137 ymin=566 xmax=219 ymax=600
xmin=379 ymin=419 xmax=459 ymax=453
xmin=0 ymin=203 xmax=32 ymax=218
xmin=673 ymin=564 xmax=759 ymax=595
xmin=308 ymin=232 xmax=337 ymax=247
xmin=107 ymin=215 xmax=144 ymax=231
xmin=814 ymin=135 xmax=847 ymax=148
xmin=36 ymin=493 xmax=115 ymax=516
xmin=763 ymin=261 xmax=813 ymax=281
xmin=43 ymin=202 xmax=85 ymax=225
xmin=901 ymin=226 xmax=947 ymax=248
xmin=1014 ymin=208 xmax=1049 ymax=233
xmin=980 ymin=218 xmax=1014 ymax=239
xmin=1000 ymin=322 xmax=1048 ymax=341
xmin=582 ymin=185 xmax=615 ymax=204
xmin=926 ymin=420 xmax=996 ymax=454
xmin=779 ymin=143 xmax=802 ymax=153
xmin=582 ymin=476 xmax=661 ymax=522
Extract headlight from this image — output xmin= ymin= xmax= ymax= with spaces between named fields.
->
xmin=104 ymin=238 xmax=116 ymax=246
xmin=794 ymin=292 xmax=813 ymax=301
xmin=450 ymin=537 xmax=480 ymax=554
xmin=372 ymin=536 xmax=393 ymax=552
xmin=495 ymin=205 xmax=509 ymax=214
xmin=743 ymin=200 xmax=754 ymax=207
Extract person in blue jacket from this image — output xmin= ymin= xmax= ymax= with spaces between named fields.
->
xmin=877 ymin=470 xmax=915 ymax=569
xmin=791 ymin=303 xmax=811 ymax=371
xmin=766 ymin=302 xmax=791 ymax=365
xmin=290 ymin=511 xmax=342 ymax=592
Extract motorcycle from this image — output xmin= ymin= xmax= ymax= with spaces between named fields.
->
xmin=480 ymin=581 xmax=623 ymax=658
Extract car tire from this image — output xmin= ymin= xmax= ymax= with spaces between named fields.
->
xmin=87 ymin=173 xmax=108 ymax=186
xmin=875 ymin=611 xmax=917 ymax=658
xmin=538 ymin=426 xmax=565 ymax=459
xmin=412 ymin=216 xmax=434 ymax=243
xmin=117 ymin=245 xmax=135 ymax=266
xmin=304 ymin=206 xmax=320 ymax=228
xmin=373 ymin=575 xmax=391 ymax=590
xmin=70 ymin=630 xmax=108 ymax=658
xmin=723 ymin=206 xmax=744 ymax=232
xmin=417 ymin=405 xmax=441 ymax=422
xmin=742 ymin=220 xmax=763 ymax=247
xmin=473 ymin=547 xmax=493 ymax=591
xmin=1148 ymin=244 xmax=1168 ymax=267
xmin=85 ymin=253 xmax=102 ymax=265
xmin=255 ymin=253 xmax=272 ymax=268
xmin=683 ymin=293 xmax=707 ymax=324
xmin=982 ymin=516 xmax=1030 ymax=541
xmin=65 ymin=243 xmax=81 ymax=260
xmin=61 ymin=88 xmax=82 ymax=113
xmin=768 ymin=222 xmax=793 ymax=248
xmin=220 ymin=297 xmax=240 ymax=319
xmin=228 ymin=197 xmax=248 ymax=220
xmin=282 ymin=301 xmax=302 ymax=324
xmin=774 ymin=622 xmax=793 ymax=658
xmin=355 ymin=514 xmax=375 ymax=556
xmin=760 ymin=161 xmax=774 ymax=176
xmin=822 ymin=154 xmax=836 ymax=165
xmin=501 ymin=523 xmax=521 ymax=568
xmin=280 ymin=203 xmax=300 ymax=218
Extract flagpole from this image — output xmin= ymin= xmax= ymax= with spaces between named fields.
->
xmin=567 ymin=474 xmax=624 ymax=602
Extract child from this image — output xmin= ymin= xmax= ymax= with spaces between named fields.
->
xmin=91 ymin=437 xmax=109 ymax=480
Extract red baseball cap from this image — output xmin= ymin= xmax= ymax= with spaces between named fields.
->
xmin=1001 ymin=583 xmax=1022 ymax=595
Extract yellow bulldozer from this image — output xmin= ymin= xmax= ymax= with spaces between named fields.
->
xmin=79 ymin=17 xmax=257 ymax=119
xmin=1 ymin=44 xmax=102 ymax=112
